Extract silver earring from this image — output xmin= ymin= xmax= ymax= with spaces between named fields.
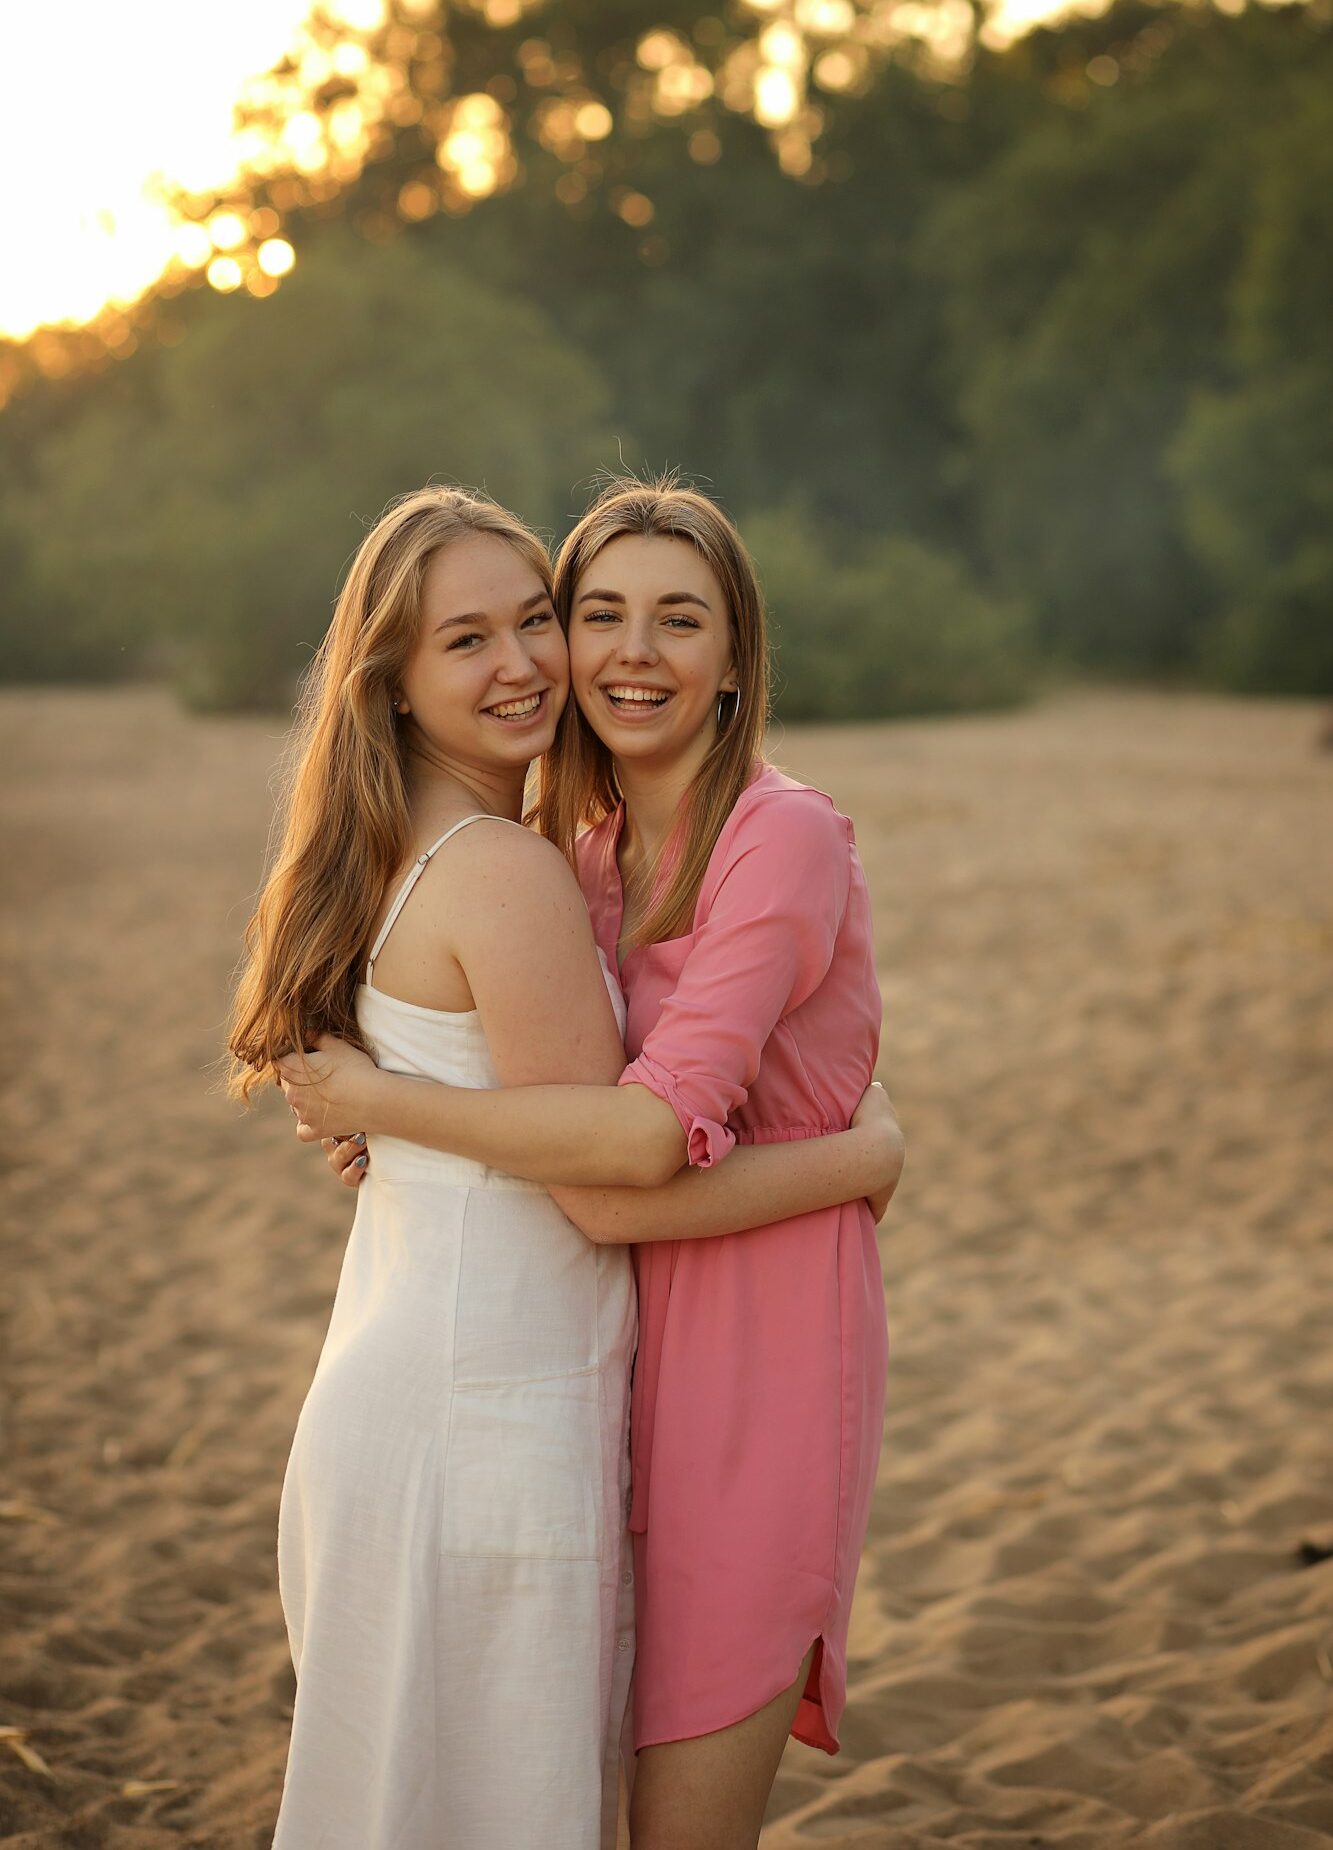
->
xmin=717 ymin=689 xmax=740 ymax=726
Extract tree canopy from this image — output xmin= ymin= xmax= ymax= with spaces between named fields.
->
xmin=1 ymin=0 xmax=1328 ymax=710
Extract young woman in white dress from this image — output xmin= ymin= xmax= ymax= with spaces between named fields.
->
xmin=229 ymin=487 xmax=900 ymax=1850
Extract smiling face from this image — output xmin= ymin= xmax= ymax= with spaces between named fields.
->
xmin=395 ymin=531 xmax=567 ymax=776
xmin=568 ymin=533 xmax=738 ymax=772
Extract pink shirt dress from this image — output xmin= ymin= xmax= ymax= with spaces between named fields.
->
xmin=576 ymin=765 xmax=889 ymax=1754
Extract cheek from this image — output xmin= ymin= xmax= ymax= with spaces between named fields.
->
xmin=567 ymin=626 xmax=603 ymax=692
xmin=537 ymin=626 xmax=570 ymax=690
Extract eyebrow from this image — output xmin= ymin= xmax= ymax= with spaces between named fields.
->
xmin=433 ymin=591 xmax=551 ymax=634
xmin=576 ymin=588 xmax=712 ymax=612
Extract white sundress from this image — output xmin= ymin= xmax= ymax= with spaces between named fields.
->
xmin=272 ymin=814 xmax=637 ymax=1850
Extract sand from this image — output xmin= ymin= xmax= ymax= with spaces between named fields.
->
xmin=1 ymin=684 xmax=1330 ymax=1849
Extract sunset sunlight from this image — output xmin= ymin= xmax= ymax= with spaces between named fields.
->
xmin=0 ymin=0 xmax=1129 ymax=347
xmin=0 ymin=0 xmax=314 ymax=339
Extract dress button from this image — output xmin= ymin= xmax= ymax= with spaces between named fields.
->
xmin=617 ymin=1638 xmax=631 ymax=1651
xmin=622 ymin=1570 xmax=633 ymax=1587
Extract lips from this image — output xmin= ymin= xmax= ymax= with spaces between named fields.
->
xmin=482 ymin=689 xmax=547 ymax=723
xmin=602 ymin=684 xmax=673 ymax=714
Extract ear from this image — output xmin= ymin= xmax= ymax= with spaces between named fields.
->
xmin=719 ymin=664 xmax=739 ymax=694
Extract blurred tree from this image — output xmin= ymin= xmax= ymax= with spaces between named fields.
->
xmin=916 ymin=5 xmax=1319 ymax=674
xmin=1167 ymin=64 xmax=1333 ymax=694
xmin=2 ymin=0 xmax=1328 ymax=710
xmin=20 ymin=232 xmax=619 ymax=707
xmin=749 ymin=504 xmax=1033 ymax=719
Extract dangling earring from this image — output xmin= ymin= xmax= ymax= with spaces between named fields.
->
xmin=717 ymin=688 xmax=740 ymax=727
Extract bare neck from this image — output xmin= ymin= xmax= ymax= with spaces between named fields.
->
xmin=404 ymin=739 xmax=528 ymax=833
xmin=614 ymin=733 xmax=715 ymax=869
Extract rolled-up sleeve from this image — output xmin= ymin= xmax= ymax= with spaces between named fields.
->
xmin=619 ymin=788 xmax=852 ymax=1167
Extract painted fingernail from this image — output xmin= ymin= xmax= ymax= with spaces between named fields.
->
xmin=354 ymin=1133 xmax=366 ymax=1146
xmin=355 ymin=1155 xmax=368 ymax=1167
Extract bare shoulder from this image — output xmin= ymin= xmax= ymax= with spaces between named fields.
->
xmin=445 ymin=817 xmax=579 ymax=889
xmin=442 ymin=819 xmax=590 ymax=940
xmin=442 ymin=819 xmax=622 ymax=1087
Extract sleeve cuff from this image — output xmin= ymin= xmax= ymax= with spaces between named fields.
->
xmin=619 ymin=1054 xmax=736 ymax=1170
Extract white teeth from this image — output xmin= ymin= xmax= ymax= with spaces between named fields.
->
xmin=606 ymin=686 xmax=669 ymax=704
xmin=488 ymin=694 xmax=541 ymax=718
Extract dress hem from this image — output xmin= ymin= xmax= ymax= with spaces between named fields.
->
xmin=632 ymin=1638 xmax=841 ymax=1759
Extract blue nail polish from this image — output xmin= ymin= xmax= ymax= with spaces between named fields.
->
xmin=355 ymin=1154 xmax=368 ymax=1167
xmin=354 ymin=1133 xmax=366 ymax=1146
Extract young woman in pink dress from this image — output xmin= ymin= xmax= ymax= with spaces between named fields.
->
xmin=235 ymin=486 xmax=897 ymax=1850
xmin=284 ymin=478 xmax=897 ymax=1850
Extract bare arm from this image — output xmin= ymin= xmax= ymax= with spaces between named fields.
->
xmin=352 ymin=1066 xmax=686 ymax=1188
xmin=316 ymin=1083 xmax=905 ymax=1241
xmin=280 ymin=825 xmax=685 ymax=1187
xmin=549 ymin=1083 xmax=905 ymax=1243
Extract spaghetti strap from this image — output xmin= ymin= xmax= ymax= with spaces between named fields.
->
xmin=365 ymin=813 xmax=521 ymax=986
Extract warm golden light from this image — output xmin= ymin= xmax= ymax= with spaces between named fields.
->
xmin=397 ymin=180 xmax=438 ymax=220
xmin=797 ymin=0 xmax=857 ymax=30
xmin=760 ymin=21 xmax=807 ymax=68
xmin=206 ymin=255 xmax=244 ymax=293
xmin=208 ymin=211 xmax=249 ymax=251
xmin=0 ymin=0 xmax=312 ymax=340
xmin=613 ymin=190 xmax=656 ymax=228
xmin=257 ymin=237 xmax=296 ymax=277
xmin=174 ymin=223 xmax=214 ymax=270
xmin=0 ymin=0 xmax=1127 ymax=345
xmin=573 ymin=101 xmax=613 ymax=141
xmin=755 ymin=65 xmax=802 ymax=127
xmin=637 ymin=30 xmax=690 ymax=70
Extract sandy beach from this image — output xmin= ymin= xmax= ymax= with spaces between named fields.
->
xmin=2 ymin=683 xmax=1330 ymax=1849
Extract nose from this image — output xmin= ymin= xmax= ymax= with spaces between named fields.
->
xmin=616 ymin=615 xmax=660 ymax=666
xmin=494 ymin=626 xmax=539 ymax=683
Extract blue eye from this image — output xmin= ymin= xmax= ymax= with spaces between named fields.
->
xmin=447 ymin=632 xmax=484 ymax=650
xmin=523 ymin=609 xmax=554 ymax=628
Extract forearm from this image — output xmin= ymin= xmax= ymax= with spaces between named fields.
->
xmin=362 ymin=1070 xmax=685 ymax=1187
xmin=551 ymin=1121 xmax=886 ymax=1245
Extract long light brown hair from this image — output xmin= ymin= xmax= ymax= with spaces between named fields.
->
xmin=533 ymin=476 xmax=771 ymax=947
xmin=228 ymin=486 xmax=552 ymax=1100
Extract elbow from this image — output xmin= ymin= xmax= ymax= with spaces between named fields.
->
xmin=615 ymin=1084 xmax=689 ymax=1188
xmin=571 ymin=1209 xmax=638 ymax=1247
xmin=643 ymin=1145 xmax=683 ymax=1189
xmin=547 ymin=1187 xmax=613 ymax=1244
xmin=574 ymin=1204 xmax=619 ymax=1244
xmin=582 ymin=1219 xmax=629 ymax=1246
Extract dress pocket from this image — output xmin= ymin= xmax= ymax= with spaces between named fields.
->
xmin=440 ymin=1372 xmax=604 ymax=1562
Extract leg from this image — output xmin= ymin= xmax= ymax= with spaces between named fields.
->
xmin=629 ymin=1643 xmax=817 ymax=1850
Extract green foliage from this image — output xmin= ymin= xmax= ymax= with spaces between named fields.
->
xmin=1 ymin=0 xmax=1329 ymax=709
xmin=749 ymin=508 xmax=1034 ymax=721
xmin=1166 ymin=63 xmax=1333 ymax=695
xmin=0 ymin=487 xmax=73 ymax=681
xmin=17 ymin=232 xmax=619 ymax=708
xmin=1170 ymin=371 xmax=1333 ymax=695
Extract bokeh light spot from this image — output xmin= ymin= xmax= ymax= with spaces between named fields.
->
xmin=257 ymin=237 xmax=296 ymax=277
xmin=206 ymin=255 xmax=244 ymax=292
xmin=208 ymin=211 xmax=248 ymax=251
xmin=574 ymin=101 xmax=613 ymax=140
xmin=755 ymin=65 xmax=801 ymax=126
xmin=613 ymin=189 xmax=655 ymax=228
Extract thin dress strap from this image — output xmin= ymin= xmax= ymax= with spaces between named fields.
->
xmin=365 ymin=813 xmax=519 ymax=986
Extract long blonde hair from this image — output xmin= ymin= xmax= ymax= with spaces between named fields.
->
xmin=228 ymin=485 xmax=551 ymax=1100
xmin=533 ymin=476 xmax=771 ymax=947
